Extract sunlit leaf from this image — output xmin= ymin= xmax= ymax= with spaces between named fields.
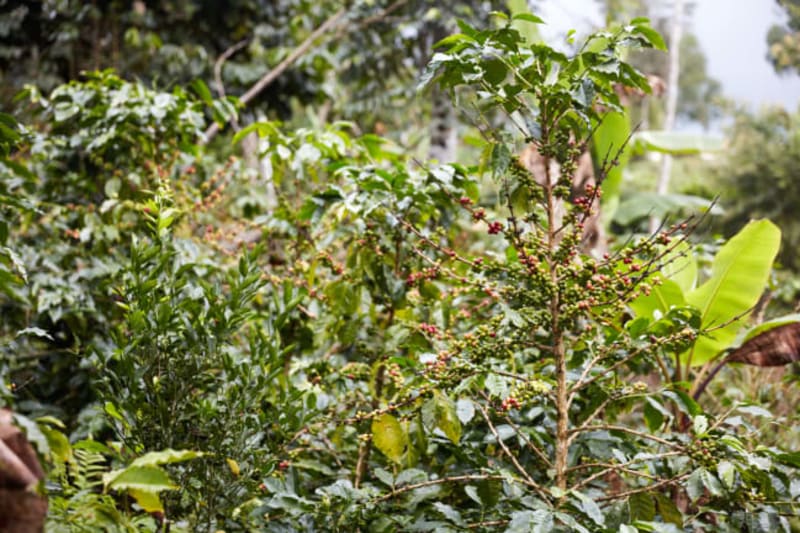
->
xmin=685 ymin=220 xmax=781 ymax=365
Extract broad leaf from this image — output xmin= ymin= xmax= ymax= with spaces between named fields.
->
xmin=630 ymin=278 xmax=685 ymax=319
xmin=742 ymin=313 xmax=800 ymax=343
xmin=372 ymin=413 xmax=407 ymax=464
xmin=128 ymin=488 xmax=164 ymax=513
xmin=660 ymin=241 xmax=697 ymax=294
xmin=685 ymin=220 xmax=781 ymax=365
xmin=629 ymin=492 xmax=655 ymax=521
xmin=591 ymin=110 xmax=631 ymax=221
xmin=104 ymin=465 xmax=176 ymax=493
xmin=653 ymin=493 xmax=683 ymax=526
xmin=633 ymin=131 xmax=724 ymax=155
xmin=728 ymin=322 xmax=800 ymax=367
xmin=615 ymin=192 xmax=722 ymax=226
xmin=130 ymin=449 xmax=203 ymax=467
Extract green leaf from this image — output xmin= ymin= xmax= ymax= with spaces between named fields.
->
xmin=633 ymin=24 xmax=667 ymax=51
xmin=483 ymin=58 xmax=508 ymax=86
xmin=433 ymin=502 xmax=465 ymax=526
xmin=660 ymin=241 xmax=697 ymax=293
xmin=511 ymin=13 xmax=544 ymax=24
xmin=129 ymin=488 xmax=164 ymax=513
xmin=700 ymin=468 xmax=723 ymax=496
xmin=491 ymin=143 xmax=512 ymax=179
xmin=685 ymin=220 xmax=781 ymax=365
xmin=736 ymin=404 xmax=773 ymax=418
xmin=485 ymin=373 xmax=509 ymax=398
xmin=104 ymin=465 xmax=177 ymax=493
xmin=629 ymin=492 xmax=655 ymax=521
xmin=16 ymin=327 xmax=52 ymax=341
xmin=104 ymin=401 xmax=124 ymax=422
xmin=11 ymin=413 xmax=49 ymax=457
xmin=456 ymin=398 xmax=475 ymax=424
xmin=693 ymin=414 xmax=709 ymax=436
xmin=663 ymin=388 xmax=702 ymax=417
xmin=615 ymin=193 xmax=722 ymax=226
xmin=433 ymin=392 xmax=462 ymax=444
xmin=372 ymin=413 xmax=407 ymax=464
xmin=189 ymin=79 xmax=213 ymax=105
xmin=232 ymin=121 xmax=281 ymax=145
xmin=433 ymin=33 xmax=477 ymax=49
xmin=775 ymin=452 xmax=800 ymax=468
xmin=686 ymin=469 xmax=704 ymax=502
xmin=572 ymin=490 xmax=605 ymax=526
xmin=591 ymin=111 xmax=631 ymax=221
xmin=633 ymin=131 xmax=724 ymax=155
xmin=40 ymin=426 xmax=71 ymax=462
xmin=653 ymin=493 xmax=683 ymax=526
xmin=717 ymin=460 xmax=735 ymax=488
xmin=643 ymin=398 xmax=666 ymax=431
xmin=130 ymin=449 xmax=204 ymax=467
xmin=630 ymin=278 xmax=685 ymax=319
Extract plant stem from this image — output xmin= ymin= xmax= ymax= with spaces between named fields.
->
xmin=542 ymin=123 xmax=569 ymax=492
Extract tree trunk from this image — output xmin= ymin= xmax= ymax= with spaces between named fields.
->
xmin=650 ymin=0 xmax=684 ymax=233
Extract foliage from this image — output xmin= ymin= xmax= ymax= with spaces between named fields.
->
xmin=768 ymin=0 xmax=800 ymax=74
xmin=599 ymin=0 xmax=725 ymax=130
xmin=715 ymin=106 xmax=800 ymax=271
xmin=1 ymin=7 xmax=799 ymax=533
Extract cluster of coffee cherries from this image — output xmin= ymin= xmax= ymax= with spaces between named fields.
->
xmin=405 ymin=266 xmax=439 ymax=287
xmin=500 ymin=380 xmax=551 ymax=412
xmin=687 ymin=437 xmax=722 ymax=468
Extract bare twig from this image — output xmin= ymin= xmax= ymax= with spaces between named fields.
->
xmin=596 ymin=472 xmax=690 ymax=503
xmin=467 ymin=520 xmax=510 ymax=529
xmin=202 ymin=8 xmax=347 ymax=143
xmin=370 ymin=474 xmax=509 ymax=504
xmin=474 ymin=400 xmax=550 ymax=499
xmin=202 ymin=0 xmax=411 ymax=143
xmin=571 ymin=424 xmax=681 ymax=449
xmin=213 ymin=39 xmax=250 ymax=99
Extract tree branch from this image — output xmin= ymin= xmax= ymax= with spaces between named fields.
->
xmin=474 ymin=399 xmax=550 ymax=499
xmin=213 ymin=39 xmax=250 ymax=100
xmin=202 ymin=8 xmax=347 ymax=143
xmin=370 ymin=474 xmax=509 ymax=504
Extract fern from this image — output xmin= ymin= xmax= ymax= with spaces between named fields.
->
xmin=46 ymin=443 xmax=158 ymax=533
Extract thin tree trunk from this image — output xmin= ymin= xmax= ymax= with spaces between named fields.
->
xmin=650 ymin=0 xmax=683 ymax=233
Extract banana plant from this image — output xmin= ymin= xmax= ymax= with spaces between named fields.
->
xmin=629 ymin=219 xmax=796 ymax=398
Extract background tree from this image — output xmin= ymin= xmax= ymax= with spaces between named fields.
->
xmin=768 ymin=0 xmax=800 ymax=74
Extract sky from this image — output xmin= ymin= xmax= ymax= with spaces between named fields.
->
xmin=535 ymin=0 xmax=800 ymax=111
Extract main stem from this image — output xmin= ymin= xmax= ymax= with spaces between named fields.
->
xmin=543 ymin=134 xmax=569 ymax=492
